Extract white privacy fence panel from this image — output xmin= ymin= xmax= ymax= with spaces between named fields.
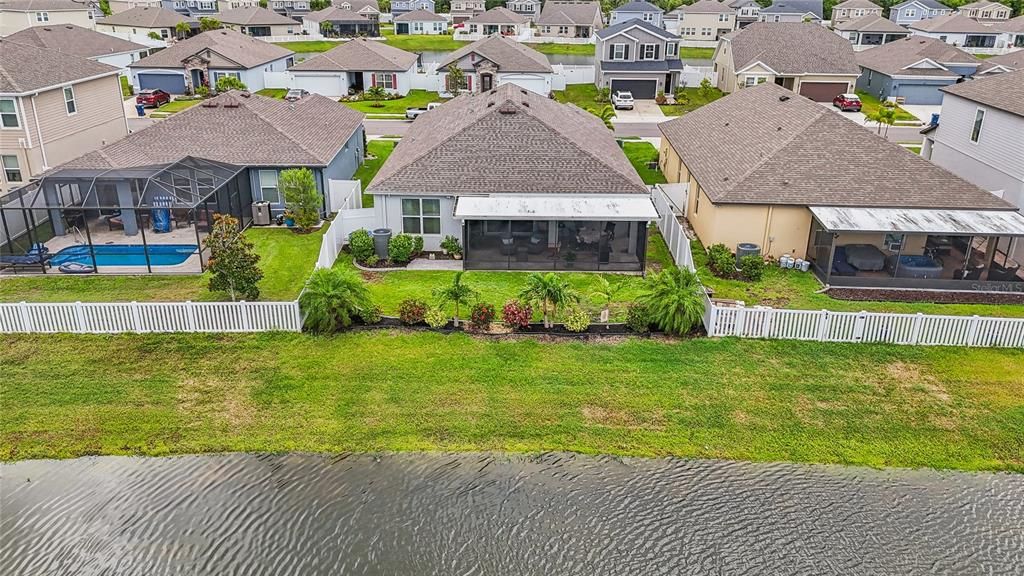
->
xmin=327 ymin=179 xmax=362 ymax=213
xmin=263 ymin=71 xmax=293 ymax=89
xmin=551 ymin=64 xmax=595 ymax=85
xmin=0 ymin=301 xmax=302 ymax=334
xmin=678 ymin=66 xmax=715 ymax=89
xmin=316 ymin=213 xmax=348 ymax=270
xmin=651 ymin=186 xmax=695 ymax=272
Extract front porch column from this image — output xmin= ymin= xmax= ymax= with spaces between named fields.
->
xmin=115 ymin=181 xmax=139 ymax=236
xmin=42 ymin=182 xmax=66 ymax=237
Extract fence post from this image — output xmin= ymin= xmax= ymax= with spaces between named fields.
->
xmin=293 ymin=301 xmax=303 ymax=331
xmin=18 ymin=301 xmax=33 ymax=333
xmin=706 ymin=303 xmax=717 ymax=337
xmin=239 ymin=301 xmax=251 ymax=331
xmin=909 ymin=313 xmax=924 ymax=345
xmin=74 ymin=301 xmax=86 ymax=333
xmin=761 ymin=308 xmax=774 ymax=338
xmin=185 ymin=301 xmax=197 ymax=331
xmin=734 ymin=306 xmax=747 ymax=337
xmin=816 ymin=310 xmax=830 ymax=342
xmin=852 ymin=311 xmax=867 ymax=342
xmin=966 ymin=315 xmax=981 ymax=347
xmin=130 ymin=301 xmax=143 ymax=333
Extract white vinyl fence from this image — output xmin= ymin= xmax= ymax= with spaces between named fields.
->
xmin=652 ymin=185 xmax=695 ymax=272
xmin=551 ymin=64 xmax=595 ymax=85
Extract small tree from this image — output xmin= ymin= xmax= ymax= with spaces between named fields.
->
xmin=320 ymin=21 xmax=334 ymax=37
xmin=300 ymin=268 xmax=373 ymax=333
xmin=588 ymin=105 xmax=615 ymax=130
xmin=279 ymin=168 xmax=321 ymax=231
xmin=637 ymin=267 xmax=705 ymax=336
xmin=148 ymin=31 xmax=162 ymax=41
xmin=433 ymin=271 xmax=477 ymax=327
xmin=215 ymin=75 xmax=247 ymax=93
xmin=205 ymin=213 xmax=263 ymax=301
xmin=519 ymin=272 xmax=580 ymax=329
xmin=199 ymin=17 xmax=222 ymax=32
xmin=99 ymin=0 xmax=112 ymax=16
xmin=175 ymin=21 xmax=192 ymax=40
xmin=259 ymin=0 xmax=268 ymax=7
xmin=364 ymin=85 xmax=388 ymax=107
xmin=446 ymin=63 xmax=466 ymax=96
xmin=869 ymin=105 xmax=897 ymax=137
xmin=698 ymin=78 xmax=714 ymax=100
xmin=590 ymin=276 xmax=623 ymax=323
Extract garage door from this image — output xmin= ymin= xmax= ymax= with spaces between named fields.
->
xmin=892 ymin=83 xmax=943 ymax=105
xmin=610 ymin=79 xmax=657 ymax=99
xmin=137 ymin=73 xmax=186 ymax=94
xmin=498 ymin=74 xmax=547 ymax=95
xmin=798 ymin=82 xmax=848 ymax=102
xmin=293 ymin=74 xmax=346 ymax=98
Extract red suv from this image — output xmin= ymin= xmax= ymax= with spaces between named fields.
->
xmin=136 ymin=89 xmax=171 ymax=108
xmin=832 ymin=93 xmax=862 ymax=112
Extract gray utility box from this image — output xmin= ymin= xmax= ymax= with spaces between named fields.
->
xmin=251 ymin=201 xmax=271 ymax=226
xmin=371 ymin=228 xmax=392 ymax=260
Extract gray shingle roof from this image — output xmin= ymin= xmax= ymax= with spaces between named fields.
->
xmin=465 ymin=6 xmax=528 ymax=24
xmin=833 ymin=0 xmax=880 ymax=10
xmin=56 ymin=91 xmax=364 ymax=170
xmin=0 ymin=0 xmax=89 ymax=10
xmin=678 ymin=0 xmax=734 ymax=14
xmin=595 ymin=18 xmax=678 ymax=40
xmin=602 ymin=60 xmax=684 ymax=72
xmin=612 ymin=1 xmax=662 ymax=12
xmin=834 ymin=14 xmax=908 ymax=33
xmin=394 ymin=8 xmax=446 ymax=22
xmin=289 ymin=38 xmax=417 ymax=72
xmin=997 ymin=15 xmax=1024 ymax=34
xmin=761 ymin=0 xmax=823 ymax=18
xmin=97 ymin=6 xmax=195 ymax=28
xmin=218 ymin=6 xmax=300 ymax=26
xmin=856 ymin=36 xmax=979 ymax=77
xmin=304 ymin=6 xmax=370 ymax=22
xmin=367 ymin=83 xmax=647 ymax=196
xmin=438 ymin=35 xmax=552 ymax=73
xmin=940 ymin=69 xmax=1024 ymax=118
xmin=535 ymin=1 xmax=601 ymax=26
xmin=979 ymin=50 xmax=1022 ymax=71
xmin=909 ymin=14 xmax=996 ymax=33
xmin=724 ymin=22 xmax=860 ymax=75
xmin=0 ymin=39 xmax=120 ymax=94
xmin=4 ymin=23 xmax=146 ymax=59
xmin=892 ymin=0 xmax=947 ymax=9
xmin=658 ymin=82 xmax=1009 ymax=209
xmin=129 ymin=28 xmax=293 ymax=70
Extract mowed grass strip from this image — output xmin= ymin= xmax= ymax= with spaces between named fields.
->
xmin=2 ymin=332 xmax=1022 ymax=472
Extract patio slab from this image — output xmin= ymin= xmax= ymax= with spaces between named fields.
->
xmin=406 ymin=257 xmax=463 ymax=271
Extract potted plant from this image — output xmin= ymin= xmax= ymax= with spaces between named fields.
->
xmin=564 ymin=250 xmax=577 ymax=268
xmin=283 ymin=210 xmax=295 ymax=227
xmin=440 ymin=235 xmax=462 ymax=259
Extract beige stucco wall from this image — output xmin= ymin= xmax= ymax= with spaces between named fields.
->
xmin=0 ymin=9 xmax=94 ymax=36
xmin=675 ymin=12 xmax=732 ymax=41
xmin=712 ymin=41 xmax=736 ymax=93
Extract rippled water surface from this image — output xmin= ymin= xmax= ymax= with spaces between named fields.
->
xmin=2 ymin=453 xmax=1022 ymax=575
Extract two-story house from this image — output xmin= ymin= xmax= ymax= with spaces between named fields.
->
xmin=268 ymin=0 xmax=310 ymax=21
xmin=729 ymin=0 xmax=761 ymax=29
xmin=956 ymin=1 xmax=1010 ymax=24
xmin=450 ymin=0 xmax=484 ymax=24
xmin=609 ymin=1 xmax=663 ymax=28
xmin=922 ymin=70 xmax=1024 ymax=260
xmin=535 ymin=1 xmax=603 ymax=39
xmin=888 ymin=0 xmax=951 ymax=27
xmin=594 ymin=19 xmax=683 ymax=99
xmin=218 ymin=6 xmax=301 ymax=36
xmin=667 ymin=0 xmax=733 ymax=44
xmin=758 ymin=0 xmax=822 ymax=23
xmin=390 ymin=0 xmax=434 ymax=18
xmin=506 ymin=0 xmax=541 ymax=22
xmin=161 ymin=0 xmax=219 ymax=19
xmin=335 ymin=0 xmax=380 ymax=22
xmin=0 ymin=40 xmax=128 ymax=196
xmin=830 ymin=0 xmax=881 ymax=26
xmin=0 ymin=0 xmax=96 ymax=36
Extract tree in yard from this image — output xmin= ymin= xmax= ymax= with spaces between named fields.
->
xmin=433 ymin=271 xmax=478 ymax=327
xmin=310 ymin=0 xmax=330 ymax=10
xmin=519 ymin=272 xmax=580 ymax=329
xmin=868 ymin=105 xmax=896 ymax=137
xmin=364 ymin=85 xmax=388 ymax=107
xmin=320 ymin=20 xmax=334 ymax=37
xmin=698 ymin=78 xmax=714 ymax=100
xmin=175 ymin=21 xmax=192 ymax=40
xmin=300 ymin=268 xmax=374 ymax=333
xmin=99 ymin=0 xmax=112 ymax=16
xmin=215 ymin=75 xmax=247 ymax=93
xmin=588 ymin=105 xmax=615 ymax=130
xmin=259 ymin=0 xmax=268 ymax=7
xmin=199 ymin=17 xmax=222 ymax=31
xmin=279 ymin=168 xmax=322 ymax=231
xmin=148 ymin=31 xmax=162 ymax=40
xmin=446 ymin=63 xmax=466 ymax=96
xmin=205 ymin=213 xmax=263 ymax=301
xmin=590 ymin=276 xmax=624 ymax=323
xmin=637 ymin=267 xmax=705 ymax=336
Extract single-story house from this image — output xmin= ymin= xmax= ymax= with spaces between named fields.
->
xmin=391 ymin=0 xmax=436 ymax=19
xmin=908 ymin=14 xmax=1002 ymax=52
xmin=714 ymin=22 xmax=861 ymax=101
xmin=534 ymin=1 xmax=603 ymax=39
xmin=302 ymin=6 xmax=380 ymax=37
xmin=758 ymin=0 xmax=823 ymax=23
xmin=995 ymin=15 xmax=1024 ymax=50
xmin=128 ymin=28 xmax=295 ymax=94
xmin=4 ymin=23 xmax=151 ymax=71
xmin=0 ymin=0 xmax=95 ymax=37
xmin=437 ymin=35 xmax=554 ymax=95
xmin=393 ymin=9 xmax=447 ymax=35
xmin=1 ymin=91 xmax=365 ymax=275
xmin=218 ymin=6 xmax=303 ymax=37
xmin=459 ymin=6 xmax=529 ymax=38
xmin=658 ymin=82 xmax=1024 ymax=291
xmin=365 ymin=83 xmax=657 ymax=271
xmin=289 ymin=39 xmax=419 ymax=97
xmin=96 ymin=6 xmax=196 ymax=42
xmin=855 ymin=36 xmax=985 ymax=104
xmin=593 ymin=19 xmax=684 ymax=99
xmin=833 ymin=14 xmax=911 ymax=51
xmin=976 ymin=49 xmax=1021 ymax=73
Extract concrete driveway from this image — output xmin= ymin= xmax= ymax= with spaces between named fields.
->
xmin=900 ymin=104 xmax=941 ymax=123
xmin=611 ymin=100 xmax=666 ymax=124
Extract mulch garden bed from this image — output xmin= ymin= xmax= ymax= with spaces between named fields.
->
xmin=345 ymin=317 xmax=692 ymax=341
xmin=827 ymin=287 xmax=1024 ymax=306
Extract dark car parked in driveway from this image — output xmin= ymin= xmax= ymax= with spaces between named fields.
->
xmin=832 ymin=93 xmax=862 ymax=112
xmin=136 ymin=89 xmax=171 ymax=108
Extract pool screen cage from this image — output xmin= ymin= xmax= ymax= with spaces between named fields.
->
xmin=0 ymin=156 xmax=252 ymax=275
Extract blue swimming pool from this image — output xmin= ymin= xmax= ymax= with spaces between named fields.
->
xmin=51 ymin=244 xmax=198 ymax=267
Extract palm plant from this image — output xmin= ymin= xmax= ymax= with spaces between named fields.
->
xmin=299 ymin=268 xmax=373 ymax=333
xmin=519 ymin=272 xmax=580 ymax=329
xmin=637 ymin=267 xmax=705 ymax=336
xmin=589 ymin=105 xmax=615 ymax=130
xmin=590 ymin=276 xmax=623 ymax=322
xmin=868 ymin=106 xmax=896 ymax=136
xmin=175 ymin=21 xmax=191 ymax=40
xmin=433 ymin=271 xmax=477 ymax=327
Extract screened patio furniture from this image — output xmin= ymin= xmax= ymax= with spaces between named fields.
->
xmin=843 ymin=244 xmax=887 ymax=271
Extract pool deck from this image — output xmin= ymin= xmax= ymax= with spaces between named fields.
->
xmin=39 ymin=224 xmax=204 ymax=275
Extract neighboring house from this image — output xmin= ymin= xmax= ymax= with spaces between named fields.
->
xmin=658 ymin=82 xmax=1024 ymax=291
xmin=366 ymin=83 xmax=656 ymax=268
xmin=107 ymin=0 xmax=163 ymax=14
xmin=594 ymin=19 xmax=683 ymax=99
xmin=608 ymin=1 xmax=664 ymax=28
xmin=714 ymin=22 xmax=860 ymax=101
xmin=289 ymin=38 xmax=418 ymax=97
xmin=449 ymin=0 xmax=484 ymax=25
xmin=995 ymin=15 xmax=1024 ymax=49
xmin=303 ymin=7 xmax=380 ymax=36
xmin=956 ymin=1 xmax=1010 ymax=23
xmin=4 ymin=23 xmax=150 ymax=71
xmin=833 ymin=14 xmax=911 ymax=50
xmin=96 ymin=6 xmax=196 ymax=41
xmin=218 ymin=6 xmax=301 ymax=36
xmin=977 ymin=48 xmax=1022 ymax=71
xmin=922 ymin=70 xmax=1024 ymax=261
xmin=128 ymin=28 xmax=294 ymax=93
xmin=855 ymin=36 xmax=985 ymax=104
xmin=222 ymin=0 xmax=261 ymax=7
xmin=668 ymin=0 xmax=734 ymax=44
xmin=390 ymin=0 xmax=433 ymax=18
xmin=334 ymin=0 xmax=380 ymax=22
xmin=437 ymin=35 xmax=554 ymax=95
xmin=268 ymin=0 xmax=310 ymax=20
xmin=506 ymin=0 xmax=541 ymax=23
xmin=0 ymin=40 xmax=128 ymax=196
xmin=535 ymin=1 xmax=603 ymax=39
xmin=460 ymin=7 xmax=529 ymax=37
xmin=0 ymin=0 xmax=96 ymax=36
xmin=908 ymin=14 xmax=1002 ymax=52
xmin=160 ymin=0 xmax=219 ymax=19
xmin=830 ymin=0 xmax=881 ymax=26
xmin=729 ymin=0 xmax=761 ymax=29
xmin=888 ymin=0 xmax=951 ymax=26
xmin=393 ymin=8 xmax=446 ymax=34
xmin=758 ymin=0 xmax=823 ymax=23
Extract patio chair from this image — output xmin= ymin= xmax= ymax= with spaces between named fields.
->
xmin=960 ymin=265 xmax=985 ymax=281
xmin=0 ymin=244 xmax=52 ymax=270
xmin=989 ymin=263 xmax=1021 ymax=282
xmin=500 ymin=237 xmax=515 ymax=256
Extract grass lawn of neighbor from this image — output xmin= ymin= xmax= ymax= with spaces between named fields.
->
xmin=553 ymin=84 xmax=611 ymax=116
xmin=274 ymin=40 xmax=340 ymax=53
xmin=855 ymin=90 xmax=918 ymax=122
xmin=622 ymin=142 xmax=666 ymax=185
xmin=155 ymin=99 xmax=202 ymax=114
xmin=256 ymin=88 xmax=288 ymax=99
xmin=342 ymin=89 xmax=444 ymax=115
xmin=678 ymin=47 xmax=715 ymax=59
xmin=120 ymin=76 xmax=133 ymax=100
xmin=354 ymin=139 xmax=396 ymax=207
xmin=658 ymin=86 xmax=725 ymax=116
xmin=3 ymin=331 xmax=1021 ymax=473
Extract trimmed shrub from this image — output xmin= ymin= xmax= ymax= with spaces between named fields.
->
xmin=388 ymin=233 xmax=415 ymax=264
xmin=501 ymin=299 xmax=533 ymax=329
xmin=359 ymin=305 xmax=382 ymax=324
xmin=625 ymin=302 xmax=652 ymax=334
xmin=425 ymin=307 xmax=449 ymax=329
xmin=440 ymin=235 xmax=462 ymax=256
xmin=562 ymin=308 xmax=591 ymax=333
xmin=349 ymin=229 xmax=374 ymax=263
xmin=738 ymin=255 xmax=766 ymax=282
xmin=470 ymin=302 xmax=496 ymax=329
xmin=398 ymin=298 xmax=428 ymax=325
xmin=707 ymin=243 xmax=735 ymax=278
xmin=412 ymin=235 xmax=424 ymax=257
xmin=364 ymin=254 xmax=379 ymax=267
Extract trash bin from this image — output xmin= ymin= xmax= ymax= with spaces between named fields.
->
xmin=371 ymin=228 xmax=391 ymax=260
xmin=251 ymin=201 xmax=271 ymax=226
xmin=135 ymin=104 xmax=146 ymax=117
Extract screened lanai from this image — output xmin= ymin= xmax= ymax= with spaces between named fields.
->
xmin=0 ymin=157 xmax=251 ymax=275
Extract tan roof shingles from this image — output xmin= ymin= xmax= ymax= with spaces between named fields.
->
xmin=677 ymin=0 xmax=734 ymax=14
xmin=0 ymin=39 xmax=120 ymax=94
xmin=438 ymin=35 xmax=551 ymax=73
xmin=218 ymin=6 xmax=300 ymax=26
xmin=128 ymin=28 xmax=293 ymax=70
xmin=394 ymin=9 xmax=446 ymax=22
xmin=940 ymin=69 xmax=1024 ymax=118
xmin=909 ymin=14 xmax=995 ymax=34
xmin=97 ymin=6 xmax=195 ymax=28
xmin=0 ymin=0 xmax=89 ymax=10
xmin=367 ymin=83 xmax=647 ymax=196
xmin=834 ymin=14 xmax=908 ymax=33
xmin=465 ymin=6 xmax=529 ymax=24
xmin=290 ymin=39 xmax=417 ymax=72
xmin=856 ymin=36 xmax=980 ymax=77
xmin=536 ymin=1 xmax=601 ymax=26
xmin=658 ymin=82 xmax=1010 ymax=210
xmin=724 ymin=22 xmax=860 ymax=76
xmin=58 ymin=92 xmax=364 ymax=170
xmin=4 ymin=23 xmax=146 ymax=59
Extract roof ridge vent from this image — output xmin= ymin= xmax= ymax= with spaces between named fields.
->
xmin=498 ymin=102 xmax=518 ymax=114
xmin=779 ymin=95 xmax=790 ymax=102
xmin=201 ymin=100 xmax=220 ymax=108
xmin=521 ymin=101 xmax=529 ymax=107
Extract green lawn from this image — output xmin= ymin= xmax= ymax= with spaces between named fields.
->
xmin=532 ymin=43 xmax=594 ymax=55
xmin=274 ymin=40 xmax=341 ymax=53
xmin=553 ymin=84 xmax=609 ymax=116
xmin=906 ymin=145 xmax=922 ymax=155
xmin=855 ymin=90 xmax=918 ymax=122
xmin=0 ymin=227 xmax=324 ymax=303
xmin=120 ymin=76 xmax=133 ymax=100
xmin=678 ymin=47 xmax=715 ymax=59
xmin=382 ymin=33 xmax=467 ymax=52
xmin=622 ymin=142 xmax=666 ymax=185
xmin=3 ymin=331 xmax=1022 ymax=472
xmin=658 ymin=86 xmax=725 ymax=116
xmin=256 ymin=88 xmax=288 ymax=99
xmin=342 ymin=89 xmax=444 ymax=115
xmin=354 ymin=139 xmax=396 ymax=207
xmin=156 ymin=99 xmax=201 ymax=114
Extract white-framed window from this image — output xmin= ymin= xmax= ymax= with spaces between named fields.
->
xmin=0 ymin=98 xmax=19 ymax=128
xmin=718 ymin=13 xmax=729 ymax=21
xmin=701 ymin=27 xmax=712 ymax=37
xmin=213 ymin=71 xmax=241 ymax=83
xmin=2 ymin=155 xmax=22 ymax=183
xmin=413 ymin=22 xmax=423 ymax=32
xmin=743 ymin=75 xmax=767 ymax=87
xmin=160 ymin=28 xmax=169 ymax=38
xmin=35 ymin=11 xmax=48 ymax=21
xmin=259 ymin=169 xmax=280 ymax=203
xmin=640 ymin=44 xmax=656 ymax=60
xmin=773 ymin=15 xmax=780 ymax=22
xmin=611 ymin=43 xmax=626 ymax=60
xmin=682 ymin=27 xmax=696 ymax=36
xmin=970 ymin=108 xmax=985 ymax=142
xmin=666 ymin=42 xmax=677 ymax=57
xmin=401 ymin=198 xmax=441 ymax=234
xmin=906 ymin=8 xmax=916 ymax=17
xmin=541 ymin=25 xmax=551 ymax=33
xmin=558 ymin=26 xmax=569 ymax=34
xmin=63 ymin=86 xmax=77 ymax=115
xmin=981 ymin=10 xmax=990 ymax=18
xmin=642 ymin=12 xmax=654 ymax=21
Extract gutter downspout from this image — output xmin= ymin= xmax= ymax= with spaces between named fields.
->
xmin=15 ymin=97 xmax=34 ymax=178
xmin=762 ymin=205 xmax=773 ymax=255
xmin=29 ymin=95 xmax=48 ymax=169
